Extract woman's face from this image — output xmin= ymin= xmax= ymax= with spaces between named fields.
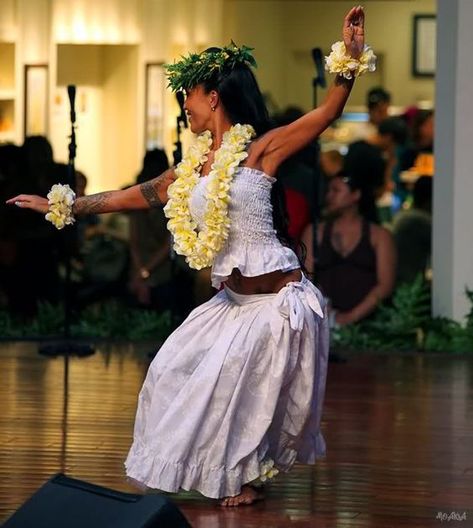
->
xmin=325 ymin=176 xmax=360 ymax=215
xmin=183 ymin=85 xmax=214 ymax=134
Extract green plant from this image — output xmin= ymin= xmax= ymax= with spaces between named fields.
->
xmin=0 ymin=300 xmax=172 ymax=341
xmin=22 ymin=301 xmax=65 ymax=336
xmin=70 ymin=301 xmax=172 ymax=340
xmin=333 ymin=276 xmax=431 ymax=351
xmin=0 ymin=310 xmax=19 ymax=338
xmin=332 ymin=276 xmax=473 ymax=353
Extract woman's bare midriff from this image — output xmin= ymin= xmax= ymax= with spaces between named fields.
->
xmin=225 ymin=268 xmax=303 ymax=295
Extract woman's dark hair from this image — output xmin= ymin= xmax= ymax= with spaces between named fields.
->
xmin=23 ymin=135 xmax=54 ymax=168
xmin=378 ymin=116 xmax=408 ymax=145
xmin=334 ymin=170 xmax=379 ymax=224
xmin=202 ymin=48 xmax=272 ymax=136
xmin=367 ymin=86 xmax=391 ymax=110
xmin=344 ymin=141 xmax=385 ymax=223
xmin=137 ymin=148 xmax=170 ymax=184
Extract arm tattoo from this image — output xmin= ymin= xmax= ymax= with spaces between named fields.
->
xmin=73 ymin=192 xmax=115 ymax=216
xmin=139 ymin=174 xmax=166 ymax=208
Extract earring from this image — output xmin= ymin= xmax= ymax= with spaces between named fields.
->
xmin=211 ymin=106 xmax=216 ymax=112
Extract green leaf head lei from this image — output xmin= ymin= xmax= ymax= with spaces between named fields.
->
xmin=164 ymin=41 xmax=257 ymax=92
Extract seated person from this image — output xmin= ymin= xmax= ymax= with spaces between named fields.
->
xmin=401 ymin=109 xmax=434 ymax=171
xmin=314 ymin=171 xmax=397 ymax=326
xmin=391 ymin=176 xmax=432 ymax=284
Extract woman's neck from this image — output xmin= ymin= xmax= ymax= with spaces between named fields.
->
xmin=208 ymin=115 xmax=234 ymax=149
xmin=335 ymin=208 xmax=362 ymax=224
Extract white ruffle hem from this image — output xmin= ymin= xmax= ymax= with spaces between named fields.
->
xmin=125 ymin=275 xmax=329 ymax=499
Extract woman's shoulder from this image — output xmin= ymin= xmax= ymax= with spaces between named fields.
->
xmin=369 ymin=222 xmax=394 ymax=246
xmin=245 ymin=127 xmax=285 ymax=176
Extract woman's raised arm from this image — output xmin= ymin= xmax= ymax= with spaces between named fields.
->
xmin=259 ymin=6 xmax=367 ymax=175
xmin=6 ymin=167 xmax=175 ymax=216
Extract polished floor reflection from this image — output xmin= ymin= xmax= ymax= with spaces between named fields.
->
xmin=1 ymin=342 xmax=472 ymax=527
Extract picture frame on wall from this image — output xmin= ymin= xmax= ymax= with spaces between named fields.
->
xmin=412 ymin=14 xmax=436 ymax=77
xmin=145 ymin=62 xmax=166 ymax=150
xmin=24 ymin=64 xmax=49 ymax=138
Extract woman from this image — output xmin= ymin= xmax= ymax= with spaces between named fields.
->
xmin=7 ymin=6 xmax=370 ymax=506
xmin=315 ymin=171 xmax=396 ymax=326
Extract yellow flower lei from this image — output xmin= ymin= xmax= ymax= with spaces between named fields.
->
xmin=164 ymin=123 xmax=255 ymax=270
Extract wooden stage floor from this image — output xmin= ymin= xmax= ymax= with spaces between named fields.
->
xmin=1 ymin=342 xmax=472 ymax=527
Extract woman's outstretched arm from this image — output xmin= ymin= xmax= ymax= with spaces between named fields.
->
xmin=258 ymin=6 xmax=366 ymax=175
xmin=6 ymin=167 xmax=175 ymax=216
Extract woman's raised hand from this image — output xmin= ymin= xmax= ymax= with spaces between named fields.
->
xmin=343 ymin=5 xmax=365 ymax=59
xmin=5 ymin=194 xmax=49 ymax=214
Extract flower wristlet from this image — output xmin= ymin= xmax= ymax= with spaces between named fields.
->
xmin=45 ymin=183 xmax=76 ymax=229
xmin=251 ymin=459 xmax=279 ymax=487
xmin=325 ymin=41 xmax=376 ymax=79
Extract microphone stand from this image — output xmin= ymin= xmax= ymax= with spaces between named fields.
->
xmin=173 ymin=91 xmax=188 ymax=166
xmin=39 ymin=85 xmax=95 ymax=358
xmin=311 ymin=48 xmax=327 ymax=266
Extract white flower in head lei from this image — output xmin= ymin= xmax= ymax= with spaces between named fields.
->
xmin=164 ymin=123 xmax=255 ymax=270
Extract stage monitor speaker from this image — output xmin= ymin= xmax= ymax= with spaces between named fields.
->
xmin=4 ymin=473 xmax=192 ymax=528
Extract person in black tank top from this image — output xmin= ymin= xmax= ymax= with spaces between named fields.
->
xmin=315 ymin=171 xmax=396 ymax=326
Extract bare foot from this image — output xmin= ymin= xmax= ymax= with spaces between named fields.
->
xmin=220 ymin=485 xmax=264 ymax=507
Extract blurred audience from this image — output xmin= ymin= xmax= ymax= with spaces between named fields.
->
xmin=344 ymin=142 xmax=385 ymax=221
xmin=78 ymin=215 xmax=131 ymax=310
xmin=367 ymin=87 xmax=391 ymax=127
xmin=272 ymin=106 xmax=319 ymax=244
xmin=319 ymin=149 xmax=343 ymax=178
xmin=313 ymin=171 xmax=397 ymax=327
xmin=391 ymin=176 xmax=432 ymax=284
xmin=401 ymin=109 xmax=434 ymax=172
xmin=354 ymin=86 xmax=392 ymax=141
xmin=1 ymin=137 xmax=65 ymax=317
xmin=128 ymin=149 xmax=195 ymax=319
xmin=347 ymin=116 xmax=408 ymax=198
xmin=0 ymin=94 xmax=436 ymax=330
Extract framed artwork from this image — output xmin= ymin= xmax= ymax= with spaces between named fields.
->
xmin=412 ymin=14 xmax=436 ymax=77
xmin=145 ymin=62 xmax=166 ymax=150
xmin=24 ymin=64 xmax=49 ymax=137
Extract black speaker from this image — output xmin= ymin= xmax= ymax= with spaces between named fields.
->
xmin=4 ymin=473 xmax=192 ymax=528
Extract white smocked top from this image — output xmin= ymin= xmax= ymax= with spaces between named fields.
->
xmin=188 ymin=166 xmax=301 ymax=289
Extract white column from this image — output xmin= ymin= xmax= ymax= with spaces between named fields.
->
xmin=433 ymin=0 xmax=473 ymax=321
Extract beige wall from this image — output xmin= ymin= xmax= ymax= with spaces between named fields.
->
xmin=223 ymin=0 xmax=436 ymax=111
xmin=222 ymin=1 xmax=286 ymax=111
xmin=51 ymin=44 xmax=139 ymax=194
xmin=0 ymin=0 xmax=17 ymax=41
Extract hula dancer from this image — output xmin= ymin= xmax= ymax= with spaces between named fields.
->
xmin=8 ymin=6 xmax=374 ymax=506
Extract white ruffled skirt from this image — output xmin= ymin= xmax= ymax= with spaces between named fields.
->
xmin=125 ymin=275 xmax=329 ymax=499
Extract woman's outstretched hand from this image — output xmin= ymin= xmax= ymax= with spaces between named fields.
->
xmin=343 ymin=5 xmax=365 ymax=59
xmin=6 ymin=194 xmax=49 ymax=214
